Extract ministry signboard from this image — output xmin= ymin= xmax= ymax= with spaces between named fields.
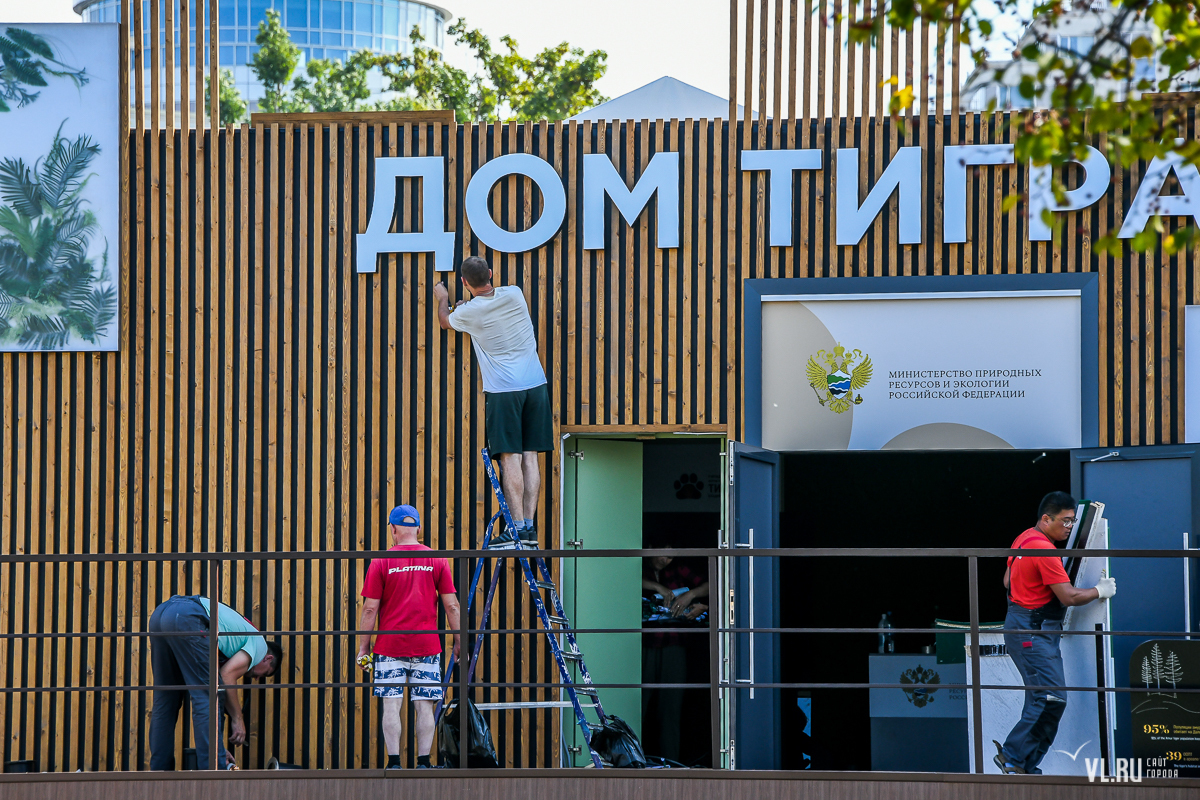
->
xmin=749 ymin=276 xmax=1097 ymax=451
xmin=0 ymin=23 xmax=119 ymax=352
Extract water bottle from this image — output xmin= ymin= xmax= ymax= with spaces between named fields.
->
xmin=878 ymin=612 xmax=895 ymax=654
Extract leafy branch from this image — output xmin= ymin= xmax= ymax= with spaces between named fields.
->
xmin=0 ymin=26 xmax=89 ymax=112
xmin=846 ymin=0 xmax=1200 ymax=252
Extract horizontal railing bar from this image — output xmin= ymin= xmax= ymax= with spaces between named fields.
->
xmin=1 ymin=626 xmax=1194 ymax=638
xmin=0 ymin=547 xmax=1193 ymax=563
xmin=1 ymin=682 xmax=1194 ymax=694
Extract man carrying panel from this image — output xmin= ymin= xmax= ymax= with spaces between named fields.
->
xmin=994 ymin=491 xmax=1117 ymax=775
xmin=434 ymin=256 xmax=552 ymax=550
xmin=148 ymin=595 xmax=282 ymax=770
xmin=357 ymin=504 xmax=461 ymax=769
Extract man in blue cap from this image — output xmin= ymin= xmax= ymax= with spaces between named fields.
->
xmin=357 ymin=504 xmax=460 ymax=768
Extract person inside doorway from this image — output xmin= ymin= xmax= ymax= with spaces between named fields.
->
xmin=148 ymin=596 xmax=282 ymax=770
xmin=357 ymin=504 xmax=460 ymax=769
xmin=994 ymin=491 xmax=1117 ymax=775
xmin=434 ymin=257 xmax=551 ymax=550
xmin=641 ymin=551 xmax=709 ymax=763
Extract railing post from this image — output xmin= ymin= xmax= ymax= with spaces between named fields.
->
xmin=458 ymin=554 xmax=469 ymax=769
xmin=708 ymin=555 xmax=722 ymax=768
xmin=209 ymin=555 xmax=221 ymax=770
xmin=968 ymin=556 xmax=984 ymax=774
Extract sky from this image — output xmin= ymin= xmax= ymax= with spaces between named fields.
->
xmin=0 ymin=0 xmax=734 ymax=101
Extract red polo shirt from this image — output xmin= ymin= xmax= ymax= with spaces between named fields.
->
xmin=1008 ymin=528 xmax=1070 ymax=609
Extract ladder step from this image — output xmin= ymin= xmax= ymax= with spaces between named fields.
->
xmin=572 ymin=686 xmax=598 ymax=697
xmin=561 ymin=650 xmax=583 ymax=662
xmin=548 ymin=615 xmax=570 ymax=626
xmin=533 ymin=580 xmax=556 ymax=590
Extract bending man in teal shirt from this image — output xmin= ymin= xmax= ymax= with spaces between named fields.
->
xmin=148 ymin=595 xmax=283 ymax=769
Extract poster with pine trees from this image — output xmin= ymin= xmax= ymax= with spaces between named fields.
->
xmin=1131 ymin=640 xmax=1200 ymax=775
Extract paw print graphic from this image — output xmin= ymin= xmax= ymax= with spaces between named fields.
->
xmin=674 ymin=473 xmax=704 ymax=500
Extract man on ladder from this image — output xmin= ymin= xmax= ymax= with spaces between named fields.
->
xmin=434 ymin=256 xmax=552 ymax=550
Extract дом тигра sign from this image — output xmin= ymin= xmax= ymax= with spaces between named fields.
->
xmin=356 ymin=143 xmax=1200 ymax=272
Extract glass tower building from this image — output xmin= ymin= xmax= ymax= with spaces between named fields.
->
xmin=74 ymin=0 xmax=450 ymax=113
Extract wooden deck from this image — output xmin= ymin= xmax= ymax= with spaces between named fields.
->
xmin=1 ymin=769 xmax=1196 ymax=800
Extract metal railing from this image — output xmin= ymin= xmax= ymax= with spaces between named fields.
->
xmin=0 ymin=546 xmax=1194 ymax=774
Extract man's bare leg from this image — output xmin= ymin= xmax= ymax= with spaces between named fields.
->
xmin=521 ymin=451 xmax=540 ymax=524
xmin=413 ymin=699 xmax=436 ymax=759
xmin=498 ymin=452 xmax=525 ymax=522
xmin=382 ymin=696 xmax=403 ymax=756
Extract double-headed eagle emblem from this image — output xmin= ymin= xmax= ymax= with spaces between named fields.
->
xmin=805 ymin=344 xmax=872 ymax=414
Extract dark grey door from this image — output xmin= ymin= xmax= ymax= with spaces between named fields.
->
xmin=730 ymin=442 xmax=781 ymax=769
xmin=1071 ymin=445 xmax=1199 ymax=759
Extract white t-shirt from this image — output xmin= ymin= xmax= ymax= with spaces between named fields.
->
xmin=448 ymin=286 xmax=547 ymax=393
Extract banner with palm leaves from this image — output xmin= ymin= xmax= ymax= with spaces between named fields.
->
xmin=0 ymin=24 xmax=118 ymax=351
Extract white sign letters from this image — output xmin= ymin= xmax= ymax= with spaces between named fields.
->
xmin=943 ymin=144 xmax=1015 ymax=243
xmin=353 ymin=140 xmax=1195 ymax=271
xmin=583 ymin=152 xmax=680 ymax=250
xmin=464 ymin=153 xmax=567 ymax=253
xmin=836 ymin=147 xmax=922 ymax=246
xmin=740 ymin=149 xmax=823 ymax=247
xmin=1119 ymin=139 xmax=1200 ymax=239
xmin=357 ymin=156 xmax=455 ymax=273
xmin=1028 ymin=146 xmax=1111 ymax=241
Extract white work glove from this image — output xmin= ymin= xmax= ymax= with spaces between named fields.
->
xmin=1095 ymin=576 xmax=1116 ymax=600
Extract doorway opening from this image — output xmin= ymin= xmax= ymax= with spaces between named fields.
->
xmin=560 ymin=435 xmax=722 ymax=767
xmin=776 ymin=449 xmax=1071 ymax=771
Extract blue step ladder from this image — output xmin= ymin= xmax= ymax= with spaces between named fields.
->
xmin=436 ymin=447 xmax=609 ymax=768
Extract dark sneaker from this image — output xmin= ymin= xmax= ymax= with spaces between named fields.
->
xmin=993 ymin=754 xmax=1024 ymax=774
xmin=416 ymin=763 xmax=432 ymax=769
xmin=520 ymin=521 xmax=538 ymax=549
xmin=386 ymin=764 xmax=403 ymax=770
xmin=487 ymin=522 xmax=520 ymax=550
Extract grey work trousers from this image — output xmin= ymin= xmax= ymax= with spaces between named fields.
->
xmin=1001 ymin=601 xmax=1067 ymax=774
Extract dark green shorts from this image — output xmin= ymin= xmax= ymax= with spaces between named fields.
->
xmin=485 ymin=384 xmax=554 ymax=454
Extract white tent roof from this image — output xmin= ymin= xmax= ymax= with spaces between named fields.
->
xmin=571 ymin=76 xmax=750 ymax=121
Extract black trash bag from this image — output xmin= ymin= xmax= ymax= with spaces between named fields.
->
xmin=437 ymin=699 xmax=500 ymax=768
xmin=589 ymin=715 xmax=647 ymax=768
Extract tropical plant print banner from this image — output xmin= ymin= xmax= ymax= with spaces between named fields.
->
xmin=0 ymin=23 xmax=119 ymax=352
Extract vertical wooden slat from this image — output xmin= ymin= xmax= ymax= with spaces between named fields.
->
xmin=680 ymin=119 xmax=693 ymax=424
xmin=145 ymin=0 xmax=163 ymax=768
xmin=696 ymin=121 xmax=709 ymax=420
xmin=566 ymin=121 xmax=578 ymax=427
xmin=264 ymin=120 xmax=280 ymax=764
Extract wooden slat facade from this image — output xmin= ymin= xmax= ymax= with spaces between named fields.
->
xmin=1 ymin=0 xmax=1197 ymax=775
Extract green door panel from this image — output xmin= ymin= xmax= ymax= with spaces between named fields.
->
xmin=562 ymin=438 xmax=643 ymax=765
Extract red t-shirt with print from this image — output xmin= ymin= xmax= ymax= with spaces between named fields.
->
xmin=361 ymin=544 xmax=456 ymax=657
xmin=1007 ymin=528 xmax=1070 ymax=609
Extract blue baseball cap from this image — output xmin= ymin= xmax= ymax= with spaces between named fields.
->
xmin=388 ymin=505 xmax=420 ymax=527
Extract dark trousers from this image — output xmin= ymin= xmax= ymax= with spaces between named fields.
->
xmin=148 ymin=595 xmax=226 ymax=770
xmin=1001 ymin=602 xmax=1067 ymax=774
xmin=642 ymin=645 xmax=687 ymax=762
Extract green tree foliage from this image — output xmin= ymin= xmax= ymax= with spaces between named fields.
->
xmin=291 ymin=50 xmax=376 ymax=112
xmin=0 ymin=26 xmax=89 ymax=112
xmin=852 ymin=0 xmax=1200 ymax=252
xmin=206 ymin=68 xmax=248 ymax=126
xmin=376 ymin=20 xmax=608 ymax=122
xmin=248 ymin=18 xmax=607 ymax=122
xmin=250 ymin=9 xmax=301 ymax=113
xmin=0 ymin=126 xmax=116 ymax=349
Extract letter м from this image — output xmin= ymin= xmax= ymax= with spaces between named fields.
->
xmin=583 ymin=152 xmax=680 ymax=250
xmin=356 ymin=156 xmax=456 ymax=273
